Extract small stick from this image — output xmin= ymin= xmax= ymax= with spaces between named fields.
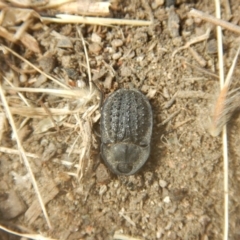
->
xmin=189 ymin=47 xmax=207 ymax=67
xmin=0 ymin=224 xmax=57 ymax=240
xmin=0 ymin=78 xmax=52 ymax=229
xmin=179 ymin=57 xmax=219 ymax=79
xmin=163 ymin=92 xmax=177 ymax=109
xmin=158 ymin=109 xmax=181 ymax=126
xmin=113 ymin=233 xmax=142 ymax=240
xmin=189 ymin=8 xmax=240 ymax=34
xmin=0 ymin=146 xmax=40 ymax=158
xmin=77 ymin=27 xmax=93 ymax=93
xmin=41 ymin=14 xmax=152 ymax=26
xmin=214 ymin=1 xmax=228 ymax=240
xmin=173 ymin=118 xmax=193 ymax=130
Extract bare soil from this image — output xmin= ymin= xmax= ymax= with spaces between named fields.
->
xmin=1 ymin=0 xmax=240 ymax=239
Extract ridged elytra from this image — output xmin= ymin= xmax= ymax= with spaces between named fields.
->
xmin=100 ymin=89 xmax=152 ymax=175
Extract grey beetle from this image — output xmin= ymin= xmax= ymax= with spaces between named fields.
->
xmin=100 ymin=89 xmax=152 ymax=175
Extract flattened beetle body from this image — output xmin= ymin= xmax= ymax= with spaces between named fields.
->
xmin=100 ymin=89 xmax=152 ymax=175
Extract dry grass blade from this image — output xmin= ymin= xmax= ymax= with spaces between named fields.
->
xmin=189 ymin=8 xmax=240 ymax=34
xmin=214 ymin=1 xmax=229 ymax=240
xmin=52 ymin=1 xmax=111 ymax=16
xmin=209 ymin=46 xmax=240 ymax=137
xmin=4 ymin=86 xmax=93 ymax=99
xmin=113 ymin=232 xmax=143 ymax=240
xmin=0 ymin=78 xmax=52 ymax=229
xmin=77 ymin=27 xmax=93 ymax=93
xmin=0 ymin=224 xmax=56 ymax=240
xmin=0 ymin=146 xmax=40 ymax=158
xmin=41 ymin=14 xmax=152 ymax=26
xmin=8 ymin=105 xmax=91 ymax=118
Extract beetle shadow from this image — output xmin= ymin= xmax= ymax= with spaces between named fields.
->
xmin=143 ymin=104 xmax=167 ymax=174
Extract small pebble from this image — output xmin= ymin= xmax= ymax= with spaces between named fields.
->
xmin=112 ymin=52 xmax=122 ymax=60
xmin=91 ymin=32 xmax=102 ymax=43
xmin=155 ymin=0 xmax=164 ymax=7
xmin=206 ymin=39 xmax=218 ymax=54
xmin=168 ymin=6 xmax=180 ymax=38
xmin=163 ymin=196 xmax=171 ymax=203
xmin=89 ymin=42 xmax=102 ymax=54
xmin=120 ymin=66 xmax=132 ymax=77
xmin=104 ymin=75 xmax=113 ymax=89
xmin=19 ymin=74 xmax=27 ymax=83
xmin=111 ymin=39 xmax=124 ymax=48
xmin=185 ymin=18 xmax=194 ymax=27
xmin=159 ymin=179 xmax=168 ymax=188
xmin=96 ymin=164 xmax=111 ymax=184
xmin=57 ymin=37 xmax=73 ymax=48
xmin=39 ymin=53 xmax=56 ymax=73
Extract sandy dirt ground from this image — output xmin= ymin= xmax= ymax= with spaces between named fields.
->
xmin=1 ymin=0 xmax=240 ymax=239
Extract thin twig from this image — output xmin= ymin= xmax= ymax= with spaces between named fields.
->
xmin=189 ymin=8 xmax=240 ymax=34
xmin=0 ymin=78 xmax=52 ymax=229
xmin=77 ymin=27 xmax=93 ymax=93
xmin=0 ymin=224 xmax=56 ymax=240
xmin=215 ymin=1 xmax=229 ymax=240
xmin=158 ymin=109 xmax=181 ymax=126
xmin=177 ymin=57 xmax=219 ymax=79
xmin=41 ymin=14 xmax=152 ymax=26
xmin=0 ymin=146 xmax=40 ymax=158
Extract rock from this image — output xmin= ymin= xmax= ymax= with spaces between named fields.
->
xmin=89 ymin=42 xmax=102 ymax=54
xmin=0 ymin=190 xmax=26 ymax=220
xmin=159 ymin=179 xmax=168 ymax=188
xmin=96 ymin=164 xmax=111 ymax=184
xmin=111 ymin=39 xmax=123 ymax=48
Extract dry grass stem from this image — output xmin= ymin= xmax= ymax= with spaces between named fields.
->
xmin=0 ymin=224 xmax=56 ymax=240
xmin=158 ymin=109 xmax=181 ymax=126
xmin=209 ymin=45 xmax=240 ymax=136
xmin=77 ymin=119 xmax=92 ymax=182
xmin=113 ymin=232 xmax=143 ymax=240
xmin=77 ymin=27 xmax=93 ymax=93
xmin=41 ymin=14 xmax=152 ymax=26
xmin=189 ymin=8 xmax=240 ymax=34
xmin=4 ymin=86 xmax=94 ymax=99
xmin=214 ymin=1 xmax=229 ymax=239
xmin=0 ymin=78 xmax=52 ymax=229
xmin=178 ymin=57 xmax=219 ymax=79
xmin=54 ymin=1 xmax=110 ymax=16
xmin=4 ymin=77 xmax=31 ymax=107
xmin=173 ymin=118 xmax=194 ymax=130
xmin=32 ymin=0 xmax=72 ymax=8
xmin=0 ymin=146 xmax=40 ymax=158
xmin=8 ymin=105 xmax=92 ymax=118
xmin=0 ymin=45 xmax=69 ymax=90
xmin=189 ymin=47 xmax=207 ymax=67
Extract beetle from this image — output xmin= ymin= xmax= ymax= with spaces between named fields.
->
xmin=100 ymin=89 xmax=152 ymax=175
